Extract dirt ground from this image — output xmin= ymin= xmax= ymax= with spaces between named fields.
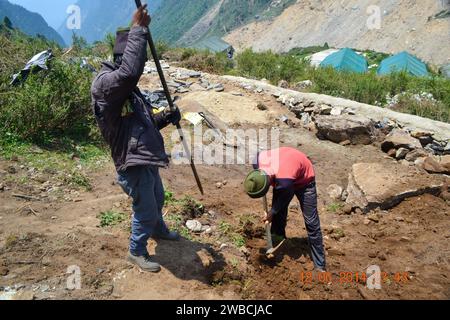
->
xmin=0 ymin=71 xmax=449 ymax=300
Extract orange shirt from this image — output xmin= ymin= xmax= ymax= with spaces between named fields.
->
xmin=256 ymin=147 xmax=315 ymax=190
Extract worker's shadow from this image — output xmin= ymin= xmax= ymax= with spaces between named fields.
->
xmin=152 ymin=237 xmax=227 ymax=284
xmin=257 ymin=237 xmax=312 ymax=267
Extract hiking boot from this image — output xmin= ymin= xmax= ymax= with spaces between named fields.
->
xmin=127 ymin=252 xmax=161 ymax=273
xmin=152 ymin=230 xmax=180 ymax=241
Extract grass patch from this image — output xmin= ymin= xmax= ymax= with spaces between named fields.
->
xmin=165 ymin=213 xmax=193 ymax=240
xmin=218 ymin=220 xmax=246 ymax=248
xmin=97 ymin=210 xmax=127 ymax=228
xmin=327 ymin=203 xmax=344 ymax=213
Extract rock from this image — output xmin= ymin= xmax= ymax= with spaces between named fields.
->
xmin=186 ymin=71 xmax=201 ymax=78
xmin=239 ymin=247 xmax=250 ymax=256
xmin=7 ymin=166 xmax=17 ymax=174
xmin=219 ymin=243 xmax=228 ymax=251
xmin=330 ymin=107 xmax=343 ymax=116
xmin=213 ymin=84 xmax=225 ymax=92
xmin=315 ymin=115 xmax=375 ymax=145
xmin=396 ymin=148 xmax=409 ymax=160
xmin=186 ymin=220 xmax=203 ymax=233
xmin=342 ymin=204 xmax=352 ymax=215
xmin=98 ymin=284 xmax=114 ymax=296
xmin=190 ymin=83 xmax=208 ymax=92
xmin=346 ymin=162 xmax=444 ymax=212
xmin=257 ymin=102 xmax=268 ymax=111
xmin=386 ymin=149 xmax=396 ymax=158
xmin=230 ymin=91 xmax=243 ymax=96
xmin=327 ymin=184 xmax=343 ymax=200
xmin=298 ymin=255 xmax=307 ymax=263
xmin=278 ymin=80 xmax=289 ymax=88
xmin=295 ymin=80 xmax=312 ymax=90
xmin=0 ymin=266 xmax=9 ymax=276
xmin=367 ymin=214 xmax=379 ymax=223
xmin=405 ymin=149 xmax=430 ymax=162
xmin=368 ymin=251 xmax=378 ymax=258
xmin=381 ymin=129 xmax=422 ymax=153
xmin=198 ymin=249 xmax=214 ymax=268
xmin=300 ymin=113 xmax=311 ymax=125
xmin=341 ymin=190 xmax=349 ymax=202
xmin=176 ymin=87 xmax=189 ymax=94
xmin=215 ymin=182 xmax=224 ymax=189
xmin=0 ymin=184 xmax=4 ymax=192
xmin=422 ymin=156 xmax=450 ymax=174
xmin=411 ymin=130 xmax=434 ymax=140
xmin=319 ymin=104 xmax=332 ymax=115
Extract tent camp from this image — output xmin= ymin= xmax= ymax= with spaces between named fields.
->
xmin=194 ymin=36 xmax=234 ymax=54
xmin=377 ymin=51 xmax=429 ymax=77
xmin=320 ymin=48 xmax=368 ymax=73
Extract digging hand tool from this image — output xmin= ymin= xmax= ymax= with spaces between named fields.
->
xmin=262 ymin=195 xmax=286 ymax=259
xmin=262 ymin=195 xmax=273 ymax=256
xmin=134 ymin=0 xmax=204 ymax=195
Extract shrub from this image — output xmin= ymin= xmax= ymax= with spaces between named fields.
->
xmin=179 ymin=50 xmax=233 ymax=74
xmin=0 ymin=60 xmax=94 ymax=141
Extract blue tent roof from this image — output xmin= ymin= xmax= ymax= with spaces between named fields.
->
xmin=320 ymin=48 xmax=368 ymax=73
xmin=377 ymin=51 xmax=429 ymax=77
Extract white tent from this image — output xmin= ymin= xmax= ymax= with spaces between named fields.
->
xmin=309 ymin=49 xmax=339 ymax=67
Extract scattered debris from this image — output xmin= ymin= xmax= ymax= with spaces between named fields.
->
xmin=186 ymin=220 xmax=203 ymax=233
xmin=327 ymin=184 xmax=344 ymax=200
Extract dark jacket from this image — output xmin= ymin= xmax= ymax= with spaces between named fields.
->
xmin=91 ymin=26 xmax=170 ymax=172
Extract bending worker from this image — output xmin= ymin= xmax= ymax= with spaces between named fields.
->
xmin=244 ymin=147 xmax=326 ymax=272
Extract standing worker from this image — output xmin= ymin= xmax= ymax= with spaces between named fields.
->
xmin=243 ymin=147 xmax=326 ymax=272
xmin=91 ymin=5 xmax=181 ymax=273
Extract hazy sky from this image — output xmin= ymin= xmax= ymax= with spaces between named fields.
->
xmin=9 ymin=0 xmax=75 ymax=29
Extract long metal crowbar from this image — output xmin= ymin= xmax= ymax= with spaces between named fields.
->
xmin=134 ymin=0 xmax=204 ymax=195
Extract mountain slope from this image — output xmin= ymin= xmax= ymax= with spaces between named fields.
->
xmin=58 ymin=0 xmax=162 ymax=45
xmin=0 ymin=0 xmax=65 ymax=46
xmin=56 ymin=0 xmax=295 ymax=45
xmin=224 ymin=0 xmax=450 ymax=66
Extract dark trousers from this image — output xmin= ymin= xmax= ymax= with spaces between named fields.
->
xmin=117 ymin=165 xmax=170 ymax=256
xmin=271 ymin=181 xmax=326 ymax=269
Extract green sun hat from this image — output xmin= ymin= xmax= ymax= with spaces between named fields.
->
xmin=244 ymin=170 xmax=270 ymax=199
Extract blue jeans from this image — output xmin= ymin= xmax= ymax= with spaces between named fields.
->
xmin=117 ymin=165 xmax=170 ymax=256
xmin=271 ymin=181 xmax=326 ymax=270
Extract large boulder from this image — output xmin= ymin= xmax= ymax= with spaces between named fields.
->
xmin=381 ymin=129 xmax=422 ymax=153
xmin=346 ymin=163 xmax=445 ymax=212
xmin=314 ymin=115 xmax=375 ymax=145
xmin=422 ymin=155 xmax=450 ymax=175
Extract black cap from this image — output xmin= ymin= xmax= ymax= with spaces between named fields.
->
xmin=113 ymin=27 xmax=130 ymax=56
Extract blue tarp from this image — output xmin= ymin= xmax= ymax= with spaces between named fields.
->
xmin=377 ymin=51 xmax=429 ymax=77
xmin=320 ymin=48 xmax=368 ymax=73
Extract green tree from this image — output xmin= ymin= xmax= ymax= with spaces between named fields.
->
xmin=72 ymin=32 xmax=88 ymax=51
xmin=3 ymin=16 xmax=13 ymax=29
